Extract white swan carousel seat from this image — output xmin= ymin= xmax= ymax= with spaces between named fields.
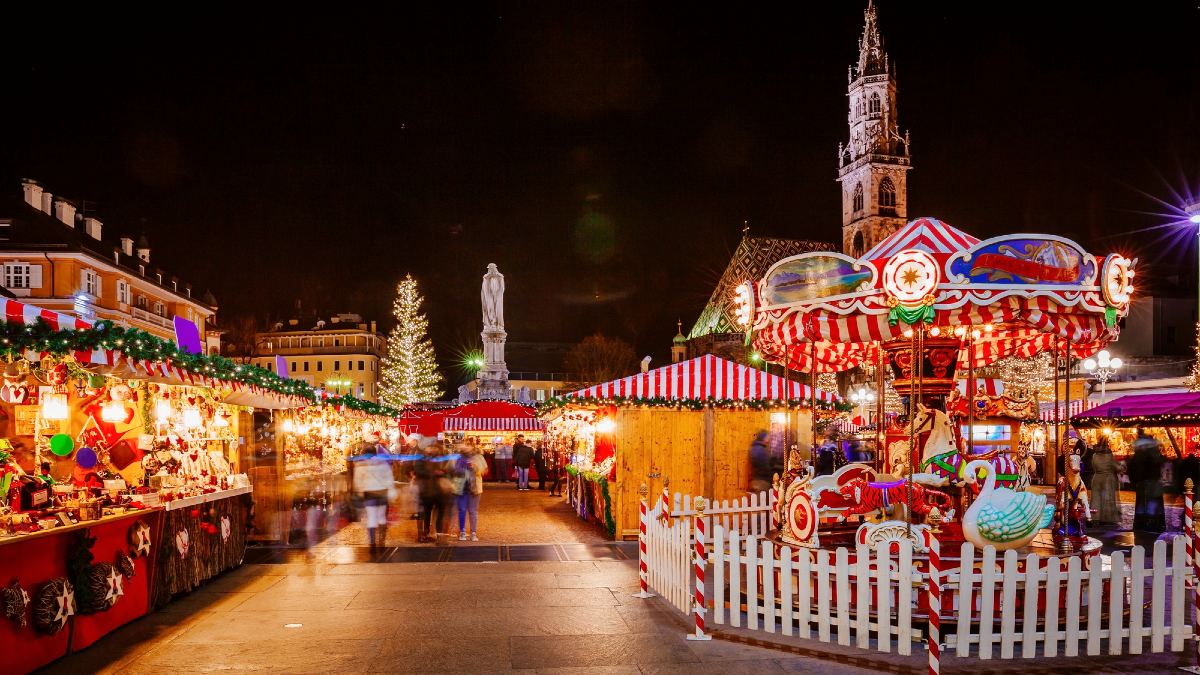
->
xmin=961 ymin=459 xmax=1054 ymax=551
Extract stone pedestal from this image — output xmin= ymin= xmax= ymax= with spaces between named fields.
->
xmin=478 ymin=327 xmax=512 ymax=400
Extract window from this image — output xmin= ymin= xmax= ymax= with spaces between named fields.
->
xmin=334 ymin=339 xmax=341 ymax=347
xmin=869 ymin=92 xmax=881 ymax=114
xmin=81 ymin=269 xmax=99 ymax=296
xmin=153 ymin=301 xmax=165 ymax=317
xmin=4 ymin=263 xmax=31 ymax=289
xmin=117 ymin=280 xmax=131 ymax=305
xmin=317 ymin=361 xmax=323 ymax=372
xmin=851 ymin=231 xmax=865 ymax=257
xmin=852 ymin=183 xmax=864 ymax=212
xmin=370 ymin=361 xmax=376 ymax=372
xmin=137 ymin=295 xmax=148 ymax=309
xmin=303 ymin=362 xmax=309 ymax=372
xmin=358 ymin=360 xmax=365 ymax=371
xmin=334 ymin=360 xmax=340 ymax=371
xmin=536 ymin=389 xmax=546 ymax=402
xmin=291 ymin=362 xmax=297 ymax=373
xmin=879 ymin=177 xmax=897 ymax=208
xmin=857 ymin=99 xmax=865 ymax=117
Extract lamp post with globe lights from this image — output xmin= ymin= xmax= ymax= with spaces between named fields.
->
xmin=1082 ymin=350 xmax=1122 ymax=404
xmin=1189 ymin=202 xmax=1200 ymax=322
xmin=849 ymin=386 xmax=876 ymax=427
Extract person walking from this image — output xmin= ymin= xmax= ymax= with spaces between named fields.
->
xmin=534 ymin=441 xmax=548 ymax=491
xmin=547 ymin=443 xmax=563 ymax=497
xmin=1080 ymin=437 xmax=1096 ymax=489
xmin=749 ymin=431 xmax=771 ymax=493
xmin=1089 ymin=437 xmax=1121 ymax=527
xmin=455 ymin=444 xmax=488 ymax=540
xmin=414 ymin=445 xmax=451 ymax=543
xmin=513 ymin=434 xmax=534 ymax=491
xmin=494 ymin=440 xmax=512 ymax=483
xmin=1128 ymin=428 xmax=1166 ymax=533
xmin=353 ymin=442 xmax=395 ymax=556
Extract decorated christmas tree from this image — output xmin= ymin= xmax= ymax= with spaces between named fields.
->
xmin=379 ymin=275 xmax=442 ymax=407
xmin=1189 ymin=322 xmax=1200 ymax=391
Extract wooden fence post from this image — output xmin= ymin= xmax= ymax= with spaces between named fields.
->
xmin=687 ymin=497 xmax=713 ymax=641
xmin=1187 ymin=479 xmax=1200 ymax=669
xmin=634 ymin=483 xmax=654 ymax=599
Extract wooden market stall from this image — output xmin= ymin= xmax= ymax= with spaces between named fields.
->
xmin=399 ymin=400 xmax=545 ymax=481
xmin=543 ymin=354 xmax=839 ymax=539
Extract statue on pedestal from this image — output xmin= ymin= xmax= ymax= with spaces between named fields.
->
xmin=482 ymin=263 xmax=505 ymax=332
xmin=478 ymin=264 xmax=512 ymax=400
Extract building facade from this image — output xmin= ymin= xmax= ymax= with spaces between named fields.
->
xmin=249 ymin=315 xmax=386 ymax=402
xmin=838 ymin=1 xmax=911 ymax=257
xmin=0 ymin=181 xmax=219 ymax=351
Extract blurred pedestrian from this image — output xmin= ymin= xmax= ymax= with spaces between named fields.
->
xmin=513 ymin=434 xmax=534 ymax=491
xmin=455 ymin=444 xmax=488 ymax=540
xmin=548 ymin=443 xmax=563 ymax=497
xmin=534 ymin=441 xmax=548 ymax=491
xmin=1128 ymin=428 xmax=1166 ymax=533
xmin=749 ymin=431 xmax=771 ymax=493
xmin=414 ymin=445 xmax=451 ymax=543
xmin=1089 ymin=436 xmax=1120 ymax=526
xmin=353 ymin=441 xmax=395 ymax=555
xmin=494 ymin=439 xmax=513 ymax=483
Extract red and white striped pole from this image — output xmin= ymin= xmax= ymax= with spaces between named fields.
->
xmin=687 ymin=497 xmax=712 ymax=640
xmin=660 ymin=477 xmax=672 ymax=524
xmin=769 ymin=473 xmax=780 ymax=533
xmin=1186 ymin=479 xmax=1199 ymax=667
xmin=634 ymin=484 xmax=654 ymax=599
xmin=927 ymin=514 xmax=943 ymax=675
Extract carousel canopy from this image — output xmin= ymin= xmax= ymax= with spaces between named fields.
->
xmin=751 ymin=217 xmax=1135 ymax=374
xmin=566 ymin=354 xmax=838 ymax=403
xmin=1071 ymin=392 xmax=1200 ymax=428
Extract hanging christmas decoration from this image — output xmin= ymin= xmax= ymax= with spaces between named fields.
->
xmin=220 ymin=516 xmax=232 ymax=543
xmin=175 ymin=529 xmax=190 ymax=558
xmin=3 ymin=580 xmax=29 ymax=627
xmin=81 ymin=563 xmax=122 ymax=613
xmin=129 ymin=520 xmax=152 ymax=557
xmin=32 ymin=578 xmax=74 ymax=635
xmin=115 ymin=552 xmax=136 ymax=579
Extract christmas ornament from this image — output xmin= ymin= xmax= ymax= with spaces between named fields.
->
xmin=129 ymin=520 xmax=152 ymax=557
xmin=3 ymin=580 xmax=29 ymax=627
xmin=75 ymin=447 xmax=98 ymax=469
xmin=50 ymin=434 xmax=75 ymax=457
xmin=0 ymin=366 xmax=28 ymax=404
xmin=32 ymin=578 xmax=74 ymax=635
xmin=175 ymin=529 xmax=190 ymax=558
xmin=82 ymin=563 xmax=122 ymax=612
xmin=115 ymin=552 xmax=135 ymax=579
xmin=220 ymin=516 xmax=231 ymax=543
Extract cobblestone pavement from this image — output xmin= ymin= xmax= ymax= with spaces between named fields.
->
xmin=320 ymin=482 xmax=608 ymax=547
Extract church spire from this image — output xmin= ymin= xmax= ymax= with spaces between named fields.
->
xmin=856 ymin=0 xmax=887 ymax=78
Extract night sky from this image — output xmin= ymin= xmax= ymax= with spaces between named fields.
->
xmin=2 ymin=2 xmax=1198 ymax=369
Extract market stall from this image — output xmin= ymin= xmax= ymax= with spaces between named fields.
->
xmin=0 ymin=297 xmax=395 ymax=666
xmin=398 ymin=400 xmax=545 ymax=481
xmin=1071 ymin=391 xmax=1200 ymax=459
xmin=542 ymin=354 xmax=839 ymax=538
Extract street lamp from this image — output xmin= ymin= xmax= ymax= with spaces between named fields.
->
xmin=1082 ymin=350 xmax=1123 ymax=403
xmin=1188 ymin=202 xmax=1200 ymax=324
xmin=849 ymin=386 xmax=876 ymax=426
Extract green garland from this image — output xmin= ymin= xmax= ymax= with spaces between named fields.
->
xmin=0 ymin=318 xmax=399 ymax=417
xmin=539 ymin=395 xmax=847 ymax=415
xmin=567 ymin=466 xmax=616 ymax=538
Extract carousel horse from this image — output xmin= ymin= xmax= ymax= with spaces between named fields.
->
xmin=922 ymin=446 xmax=1023 ymax=490
xmin=899 ymin=404 xmax=1024 ymax=490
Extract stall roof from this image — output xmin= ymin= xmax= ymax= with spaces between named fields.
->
xmin=567 ymin=354 xmax=839 ymax=403
xmin=1071 ymin=391 xmax=1200 ymax=428
xmin=399 ymin=400 xmax=545 ymax=436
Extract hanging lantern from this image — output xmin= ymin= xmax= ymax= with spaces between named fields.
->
xmin=101 ymin=400 xmax=126 ymax=424
xmin=182 ymin=407 xmax=203 ymax=429
xmin=41 ymin=393 xmax=69 ymax=420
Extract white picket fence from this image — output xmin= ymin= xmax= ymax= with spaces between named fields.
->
xmin=639 ymin=489 xmax=1198 ymax=664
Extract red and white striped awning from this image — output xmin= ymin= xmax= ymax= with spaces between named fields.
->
xmin=444 ymin=415 xmax=544 ymax=431
xmin=0 ymin=297 xmax=94 ymax=331
xmin=567 ymin=354 xmax=838 ymax=403
xmin=1040 ymin=400 xmax=1093 ymax=422
xmin=427 ymin=400 xmax=545 ymax=433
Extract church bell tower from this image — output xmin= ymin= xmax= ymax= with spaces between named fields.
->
xmin=838 ymin=1 xmax=911 ymax=257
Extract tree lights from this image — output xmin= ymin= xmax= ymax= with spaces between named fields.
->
xmin=379 ymin=274 xmax=442 ymax=408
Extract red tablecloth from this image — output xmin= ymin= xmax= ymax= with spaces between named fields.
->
xmin=0 ymin=509 xmax=160 ymax=673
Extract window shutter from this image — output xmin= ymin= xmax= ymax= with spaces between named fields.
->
xmin=80 ymin=269 xmax=87 ymax=293
xmin=30 ymin=265 xmax=43 ymax=289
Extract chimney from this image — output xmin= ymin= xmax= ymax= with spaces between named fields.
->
xmin=119 ymin=237 xmax=134 ymax=256
xmin=54 ymin=200 xmax=76 ymax=227
xmin=83 ymin=217 xmax=102 ymax=240
xmin=21 ymin=181 xmax=42 ymax=209
xmin=40 ymin=192 xmax=53 ymax=215
xmin=136 ymin=235 xmax=150 ymax=263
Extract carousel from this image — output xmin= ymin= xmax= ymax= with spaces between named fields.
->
xmin=740 ymin=217 xmax=1135 ymax=584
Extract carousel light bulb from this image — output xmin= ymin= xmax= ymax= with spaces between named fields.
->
xmin=984 ymin=323 xmax=994 ymax=333
xmin=929 ymin=326 xmax=941 ymax=336
xmin=182 ymin=407 xmax=203 ymax=429
xmin=903 ymin=329 xmax=914 ymax=338
xmin=41 ymin=392 xmax=68 ymax=420
xmin=954 ymin=326 xmax=967 ymax=338
xmin=101 ymin=399 xmax=125 ymax=423
xmin=971 ymin=330 xmax=982 ymax=340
